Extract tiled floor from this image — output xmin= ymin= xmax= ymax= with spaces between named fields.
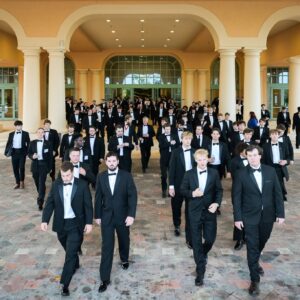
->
xmin=0 ymin=153 xmax=300 ymax=299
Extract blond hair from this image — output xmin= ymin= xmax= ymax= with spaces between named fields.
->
xmin=181 ymin=131 xmax=193 ymax=139
xmin=194 ymin=149 xmax=209 ymax=160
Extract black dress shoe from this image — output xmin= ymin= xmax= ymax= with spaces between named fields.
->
xmin=162 ymin=191 xmax=167 ymax=198
xmin=186 ymin=241 xmax=193 ymax=249
xmin=38 ymin=204 xmax=43 ymax=211
xmin=195 ymin=276 xmax=204 ymax=286
xmin=121 ymin=262 xmax=129 ymax=270
xmin=78 ymin=248 xmax=83 ymax=256
xmin=248 ymin=281 xmax=260 ymax=295
xmin=14 ymin=184 xmax=20 ymax=189
xmin=234 ymin=240 xmax=244 ymax=250
xmin=98 ymin=281 xmax=111 ymax=293
xmin=174 ymin=227 xmax=180 ymax=237
xmin=61 ymin=286 xmax=70 ymax=296
xmin=216 ymin=208 xmax=221 ymax=215
xmin=258 ymin=265 xmax=264 ymax=276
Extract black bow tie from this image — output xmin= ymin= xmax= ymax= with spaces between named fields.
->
xmin=16 ymin=131 xmax=21 ymax=134
xmin=44 ymin=130 xmax=49 ymax=133
xmin=68 ymin=134 xmax=73 ymax=136
xmin=143 ymin=125 xmax=148 ymax=127
xmin=199 ymin=170 xmax=207 ymax=175
xmin=213 ymin=143 xmax=219 ymax=145
xmin=251 ymin=167 xmax=261 ymax=173
xmin=90 ymin=136 xmax=95 ymax=138
xmin=241 ymin=158 xmax=247 ymax=161
xmin=178 ymin=129 xmax=183 ymax=132
xmin=37 ymin=140 xmax=43 ymax=142
xmin=272 ymin=143 xmax=278 ymax=146
xmin=118 ymin=137 xmax=123 ymax=139
xmin=165 ymin=134 xmax=170 ymax=137
xmin=108 ymin=173 xmax=117 ymax=176
xmin=63 ymin=183 xmax=72 ymax=186
xmin=73 ymin=165 xmax=79 ymax=168
xmin=184 ymin=149 xmax=191 ymax=152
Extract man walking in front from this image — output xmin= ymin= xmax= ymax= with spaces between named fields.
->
xmin=95 ymin=151 xmax=137 ymax=293
xmin=233 ymin=145 xmax=285 ymax=295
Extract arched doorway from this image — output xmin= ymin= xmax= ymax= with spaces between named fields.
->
xmin=104 ymin=55 xmax=181 ymax=104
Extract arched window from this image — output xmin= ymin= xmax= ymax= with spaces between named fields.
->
xmin=65 ymin=57 xmax=75 ymax=97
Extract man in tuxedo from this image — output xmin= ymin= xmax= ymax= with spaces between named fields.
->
xmin=277 ymin=124 xmax=294 ymax=164
xmin=169 ymin=131 xmax=195 ymax=248
xmin=137 ymin=116 xmax=155 ymax=173
xmin=114 ymin=106 xmax=125 ymax=125
xmin=167 ymin=106 xmax=176 ymax=128
xmin=242 ymin=128 xmax=257 ymax=146
xmin=60 ymin=124 xmax=77 ymax=162
xmin=158 ymin=123 xmax=180 ymax=198
xmin=95 ymin=152 xmax=138 ymax=293
xmin=277 ymin=106 xmax=291 ymax=135
xmin=231 ymin=121 xmax=246 ymax=152
xmin=69 ymin=108 xmax=82 ymax=134
xmin=180 ymin=149 xmax=223 ymax=286
xmin=43 ymin=119 xmax=60 ymax=181
xmin=82 ymin=109 xmax=96 ymax=136
xmin=230 ymin=142 xmax=249 ymax=251
xmin=292 ymin=106 xmax=300 ymax=148
xmin=5 ymin=120 xmax=30 ymax=189
xmin=191 ymin=125 xmax=210 ymax=150
xmin=28 ymin=128 xmax=53 ymax=210
xmin=233 ymin=145 xmax=285 ymax=295
xmin=262 ymin=129 xmax=290 ymax=201
xmin=108 ymin=125 xmax=134 ymax=172
xmin=204 ymin=106 xmax=217 ymax=136
xmin=214 ymin=113 xmax=228 ymax=143
xmin=41 ymin=162 xmax=93 ymax=296
xmin=252 ymin=118 xmax=269 ymax=146
xmin=84 ymin=127 xmax=105 ymax=183
xmin=65 ymin=98 xmax=73 ymax=122
xmin=95 ymin=104 xmax=106 ymax=138
xmin=224 ymin=113 xmax=234 ymax=136
xmin=105 ymin=107 xmax=116 ymax=142
xmin=123 ymin=114 xmax=138 ymax=148
xmin=261 ymin=104 xmax=270 ymax=127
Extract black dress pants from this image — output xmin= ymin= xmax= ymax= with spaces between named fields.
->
xmin=32 ymin=161 xmax=48 ymax=204
xmin=100 ymin=222 xmax=130 ymax=282
xmin=190 ymin=210 xmax=216 ymax=277
xmin=57 ymin=219 xmax=81 ymax=288
xmin=244 ymin=221 xmax=273 ymax=282
xmin=11 ymin=150 xmax=26 ymax=184
xmin=140 ymin=144 xmax=151 ymax=170
xmin=160 ymin=157 xmax=170 ymax=192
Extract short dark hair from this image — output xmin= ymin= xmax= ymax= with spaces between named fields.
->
xmin=68 ymin=123 xmax=75 ymax=128
xmin=243 ymin=128 xmax=253 ymax=134
xmin=89 ymin=126 xmax=96 ymax=131
xmin=105 ymin=151 xmax=119 ymax=160
xmin=115 ymin=124 xmax=123 ymax=131
xmin=163 ymin=123 xmax=171 ymax=128
xmin=69 ymin=147 xmax=80 ymax=154
xmin=238 ymin=121 xmax=246 ymax=126
xmin=14 ymin=120 xmax=23 ymax=126
xmin=44 ymin=119 xmax=51 ymax=125
xmin=211 ymin=127 xmax=221 ymax=134
xmin=276 ymin=124 xmax=286 ymax=131
xmin=60 ymin=161 xmax=74 ymax=172
xmin=245 ymin=145 xmax=263 ymax=156
xmin=235 ymin=142 xmax=249 ymax=156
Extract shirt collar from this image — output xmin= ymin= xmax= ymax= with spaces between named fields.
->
xmin=108 ymin=168 xmax=118 ymax=175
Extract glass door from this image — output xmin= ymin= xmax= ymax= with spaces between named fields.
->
xmin=0 ymin=88 xmax=16 ymax=119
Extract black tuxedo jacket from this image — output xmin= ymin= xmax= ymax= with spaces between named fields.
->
xmin=191 ymin=135 xmax=210 ymax=150
xmin=124 ymin=124 xmax=138 ymax=145
xmin=292 ymin=112 xmax=300 ymax=131
xmin=214 ymin=120 xmax=228 ymax=142
xmin=28 ymin=140 xmax=53 ymax=172
xmin=262 ymin=142 xmax=289 ymax=180
xmin=277 ymin=111 xmax=291 ymax=127
xmin=82 ymin=114 xmax=97 ymax=131
xmin=137 ymin=124 xmax=155 ymax=147
xmin=84 ymin=136 xmax=105 ymax=163
xmin=42 ymin=178 xmax=93 ymax=233
xmin=207 ymin=141 xmax=231 ymax=172
xmin=252 ymin=126 xmax=269 ymax=145
xmin=64 ymin=147 xmax=92 ymax=167
xmin=94 ymin=170 xmax=137 ymax=225
xmin=108 ymin=135 xmax=134 ymax=159
xmin=169 ymin=147 xmax=196 ymax=191
xmin=158 ymin=133 xmax=180 ymax=161
xmin=59 ymin=133 xmax=77 ymax=158
xmin=224 ymin=120 xmax=233 ymax=135
xmin=44 ymin=129 xmax=60 ymax=156
xmin=5 ymin=130 xmax=30 ymax=156
xmin=69 ymin=113 xmax=82 ymax=125
xmin=230 ymin=131 xmax=244 ymax=151
xmin=230 ymin=156 xmax=248 ymax=180
xmin=180 ymin=167 xmax=223 ymax=219
xmin=233 ymin=164 xmax=285 ymax=225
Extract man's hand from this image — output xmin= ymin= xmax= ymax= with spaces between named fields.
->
xmin=84 ymin=224 xmax=93 ymax=234
xmin=290 ymin=160 xmax=294 ymax=165
xmin=125 ymin=216 xmax=134 ymax=226
xmin=95 ymin=219 xmax=101 ymax=225
xmin=279 ymin=160 xmax=287 ymax=166
xmin=208 ymin=203 xmax=219 ymax=213
xmin=276 ymin=218 xmax=285 ymax=225
xmin=192 ymin=188 xmax=203 ymax=198
xmin=169 ymin=187 xmax=175 ymax=197
xmin=124 ymin=142 xmax=129 ymax=147
xmin=234 ymin=221 xmax=244 ymax=230
xmin=135 ymin=145 xmax=139 ymax=151
xmin=41 ymin=222 xmax=48 ymax=231
xmin=226 ymin=172 xmax=231 ymax=179
xmin=79 ymin=167 xmax=86 ymax=176
xmin=32 ymin=153 xmax=38 ymax=159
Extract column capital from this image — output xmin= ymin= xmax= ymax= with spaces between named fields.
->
xmin=20 ymin=47 xmax=41 ymax=56
xmin=78 ymin=69 xmax=88 ymax=74
xmin=90 ymin=69 xmax=103 ymax=74
xmin=243 ymin=48 xmax=262 ymax=56
xmin=289 ymin=56 xmax=300 ymax=64
xmin=197 ymin=69 xmax=208 ymax=73
xmin=46 ymin=48 xmax=66 ymax=57
xmin=185 ymin=69 xmax=196 ymax=73
xmin=218 ymin=48 xmax=237 ymax=56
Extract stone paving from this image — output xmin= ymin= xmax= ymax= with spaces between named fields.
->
xmin=0 ymin=140 xmax=300 ymax=299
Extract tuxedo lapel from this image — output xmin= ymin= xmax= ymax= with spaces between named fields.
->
xmin=58 ymin=183 xmax=64 ymax=206
xmin=104 ymin=172 xmax=112 ymax=196
xmin=203 ymin=169 xmax=212 ymax=194
xmin=71 ymin=179 xmax=78 ymax=203
xmin=180 ymin=149 xmax=185 ymax=168
xmin=279 ymin=143 xmax=283 ymax=160
xmin=248 ymin=167 xmax=261 ymax=194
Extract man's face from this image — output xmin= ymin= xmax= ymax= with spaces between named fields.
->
xmin=262 ymin=105 xmax=265 ymax=110
xmin=211 ymin=131 xmax=220 ymax=141
xmin=37 ymin=129 xmax=44 ymax=139
xmin=218 ymin=116 xmax=223 ymax=122
xmin=69 ymin=151 xmax=80 ymax=164
xmin=68 ymin=127 xmax=74 ymax=134
xmin=61 ymin=169 xmax=73 ymax=183
xmin=106 ymin=156 xmax=119 ymax=171
xmin=182 ymin=136 xmax=192 ymax=147
xmin=270 ymin=132 xmax=279 ymax=142
xmin=164 ymin=126 xmax=171 ymax=135
xmin=247 ymin=149 xmax=261 ymax=167
xmin=244 ymin=132 xmax=252 ymax=141
xmin=238 ymin=124 xmax=245 ymax=132
xmin=75 ymin=137 xmax=83 ymax=148
xmin=44 ymin=123 xmax=50 ymax=130
xmin=278 ymin=129 xmax=284 ymax=137
xmin=225 ymin=115 xmax=230 ymax=120
xmin=259 ymin=120 xmax=265 ymax=127
xmin=196 ymin=127 xmax=203 ymax=136
xmin=15 ymin=125 xmax=22 ymax=131
xmin=196 ymin=154 xmax=208 ymax=169
xmin=89 ymin=128 xmax=96 ymax=136
xmin=116 ymin=128 xmax=123 ymax=137
xmin=143 ymin=118 xmax=148 ymax=125
xmin=88 ymin=110 xmax=92 ymax=115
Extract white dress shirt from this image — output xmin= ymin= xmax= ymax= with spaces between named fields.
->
xmin=63 ymin=178 xmax=76 ymax=219
xmin=37 ymin=140 xmax=44 ymax=160
xmin=97 ymin=111 xmax=102 ymax=122
xmin=88 ymin=115 xmax=92 ymax=126
xmin=108 ymin=169 xmax=118 ymax=195
xmin=13 ymin=131 xmax=22 ymax=149
xmin=165 ymin=134 xmax=171 ymax=152
xmin=211 ymin=142 xmax=221 ymax=165
xmin=219 ymin=121 xmax=223 ymax=131
xmin=142 ymin=125 xmax=148 ymax=136
xmin=124 ymin=126 xmax=129 ymax=137
xmin=251 ymin=165 xmax=262 ymax=193
xmin=159 ymin=108 xmax=164 ymax=117
xmin=89 ymin=136 xmax=95 ymax=155
xmin=73 ymin=163 xmax=80 ymax=178
xmin=271 ymin=143 xmax=280 ymax=164
xmin=118 ymin=136 xmax=124 ymax=156
xmin=197 ymin=167 xmax=207 ymax=193
xmin=75 ymin=114 xmax=79 ymax=123
xmin=241 ymin=156 xmax=248 ymax=166
xmin=239 ymin=132 xmax=244 ymax=141
xmin=183 ymin=147 xmax=192 ymax=171
xmin=209 ymin=115 xmax=214 ymax=125
xmin=197 ymin=135 xmax=203 ymax=147
xmin=44 ymin=131 xmax=50 ymax=141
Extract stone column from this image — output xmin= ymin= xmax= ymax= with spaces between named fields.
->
xmin=198 ymin=69 xmax=207 ymax=101
xmin=185 ymin=69 xmax=195 ymax=107
xmin=22 ymin=48 xmax=41 ymax=132
xmin=47 ymin=49 xmax=66 ymax=132
xmin=243 ymin=49 xmax=262 ymax=121
xmin=91 ymin=69 xmax=101 ymax=101
xmin=78 ymin=69 xmax=88 ymax=101
xmin=260 ymin=66 xmax=268 ymax=106
xmin=219 ymin=49 xmax=236 ymax=118
xmin=289 ymin=56 xmax=300 ymax=115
